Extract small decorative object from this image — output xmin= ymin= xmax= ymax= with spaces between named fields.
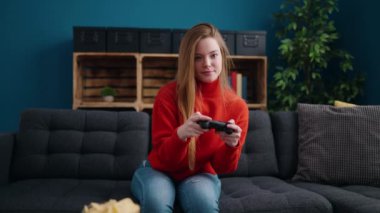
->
xmin=101 ymin=86 xmax=117 ymax=102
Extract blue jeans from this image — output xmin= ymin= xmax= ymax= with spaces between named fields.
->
xmin=131 ymin=160 xmax=221 ymax=213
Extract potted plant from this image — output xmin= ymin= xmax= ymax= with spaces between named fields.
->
xmin=269 ymin=0 xmax=365 ymax=111
xmin=101 ymin=86 xmax=117 ymax=102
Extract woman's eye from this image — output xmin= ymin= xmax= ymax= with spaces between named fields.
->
xmin=195 ymin=56 xmax=202 ymax=61
xmin=211 ymin=54 xmax=217 ymax=58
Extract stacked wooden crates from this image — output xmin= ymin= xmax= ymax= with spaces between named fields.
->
xmin=73 ymin=27 xmax=267 ymax=111
xmin=73 ymin=53 xmax=267 ymax=111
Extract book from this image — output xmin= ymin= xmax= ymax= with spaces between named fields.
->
xmin=230 ymin=71 xmax=237 ymax=94
xmin=242 ymin=75 xmax=248 ymax=100
xmin=236 ymin=73 xmax=242 ymax=97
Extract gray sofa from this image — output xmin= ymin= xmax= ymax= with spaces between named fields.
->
xmin=0 ymin=109 xmax=379 ymax=213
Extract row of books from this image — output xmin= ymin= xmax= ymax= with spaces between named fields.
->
xmin=228 ymin=71 xmax=248 ymax=100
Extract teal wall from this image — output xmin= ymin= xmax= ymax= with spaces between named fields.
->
xmin=0 ymin=0 xmax=379 ymax=132
xmin=336 ymin=1 xmax=380 ymax=105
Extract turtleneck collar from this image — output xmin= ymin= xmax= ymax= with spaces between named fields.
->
xmin=196 ymin=79 xmax=222 ymax=98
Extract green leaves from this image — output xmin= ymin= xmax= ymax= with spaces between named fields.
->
xmin=101 ymin=86 xmax=117 ymax=97
xmin=274 ymin=67 xmax=298 ymax=90
xmin=279 ymin=39 xmax=293 ymax=55
xmin=269 ymin=0 xmax=364 ymax=111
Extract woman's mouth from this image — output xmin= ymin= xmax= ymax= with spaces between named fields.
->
xmin=202 ymin=70 xmax=214 ymax=74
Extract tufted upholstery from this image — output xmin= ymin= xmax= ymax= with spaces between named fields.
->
xmin=11 ymin=109 xmax=150 ymax=181
xmin=293 ymin=182 xmax=380 ymax=213
xmin=270 ymin=111 xmax=299 ymax=179
xmin=0 ymin=179 xmax=132 ymax=212
xmin=218 ymin=111 xmax=332 ymax=213
xmin=220 ymin=177 xmax=332 ymax=213
xmin=225 ymin=110 xmax=279 ymax=177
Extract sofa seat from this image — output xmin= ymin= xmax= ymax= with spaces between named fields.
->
xmin=219 ymin=176 xmax=332 ymax=213
xmin=293 ymin=182 xmax=380 ymax=213
xmin=0 ymin=179 xmax=133 ymax=213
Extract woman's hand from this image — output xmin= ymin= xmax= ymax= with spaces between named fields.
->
xmin=177 ymin=112 xmax=212 ymax=141
xmin=218 ymin=119 xmax=242 ymax=147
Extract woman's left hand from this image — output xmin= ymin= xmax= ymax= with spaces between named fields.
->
xmin=218 ymin=119 xmax=242 ymax=147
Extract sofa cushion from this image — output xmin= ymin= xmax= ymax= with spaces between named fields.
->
xmin=270 ymin=111 xmax=298 ymax=180
xmin=293 ymin=103 xmax=380 ymax=186
xmin=220 ymin=176 xmax=332 ymax=213
xmin=0 ymin=179 xmax=132 ymax=213
xmin=11 ymin=109 xmax=150 ymax=181
xmin=342 ymin=185 xmax=380 ymax=199
xmin=0 ymin=133 xmax=14 ymax=185
xmin=293 ymin=182 xmax=380 ymax=213
xmin=224 ymin=110 xmax=278 ymax=177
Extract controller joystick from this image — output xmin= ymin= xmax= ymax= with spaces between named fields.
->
xmin=197 ymin=120 xmax=234 ymax=134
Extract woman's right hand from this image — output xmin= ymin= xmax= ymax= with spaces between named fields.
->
xmin=177 ymin=112 xmax=212 ymax=141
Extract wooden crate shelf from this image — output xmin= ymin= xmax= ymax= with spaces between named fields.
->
xmin=73 ymin=53 xmax=267 ymax=111
xmin=230 ymin=56 xmax=267 ymax=106
xmin=73 ymin=53 xmax=138 ymax=109
xmin=141 ymin=54 xmax=178 ymax=104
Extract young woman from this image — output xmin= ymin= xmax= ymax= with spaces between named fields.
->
xmin=131 ymin=23 xmax=249 ymax=213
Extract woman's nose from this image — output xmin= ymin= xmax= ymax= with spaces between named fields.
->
xmin=203 ymin=57 xmax=211 ymax=67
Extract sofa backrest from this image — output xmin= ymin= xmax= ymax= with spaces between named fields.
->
xmin=11 ymin=109 xmax=150 ymax=181
xmin=224 ymin=110 xmax=279 ymax=177
xmin=270 ymin=111 xmax=299 ymax=180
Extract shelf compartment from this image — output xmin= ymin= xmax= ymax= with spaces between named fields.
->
xmin=73 ymin=53 xmax=138 ymax=109
xmin=141 ymin=54 xmax=177 ymax=104
xmin=230 ymin=56 xmax=267 ymax=107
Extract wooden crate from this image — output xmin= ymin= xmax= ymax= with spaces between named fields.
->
xmin=73 ymin=53 xmax=138 ymax=109
xmin=141 ymin=54 xmax=177 ymax=105
xmin=230 ymin=56 xmax=267 ymax=109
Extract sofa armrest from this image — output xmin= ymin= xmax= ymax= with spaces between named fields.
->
xmin=0 ymin=133 xmax=15 ymax=185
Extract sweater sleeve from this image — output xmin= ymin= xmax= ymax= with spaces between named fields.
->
xmin=151 ymin=85 xmax=189 ymax=169
xmin=211 ymin=100 xmax=249 ymax=174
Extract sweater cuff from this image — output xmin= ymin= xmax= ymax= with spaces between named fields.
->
xmin=222 ymin=141 xmax=241 ymax=156
xmin=170 ymin=127 xmax=190 ymax=147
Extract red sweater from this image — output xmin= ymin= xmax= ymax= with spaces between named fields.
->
xmin=148 ymin=80 xmax=249 ymax=181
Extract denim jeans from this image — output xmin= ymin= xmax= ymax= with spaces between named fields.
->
xmin=131 ymin=160 xmax=221 ymax=213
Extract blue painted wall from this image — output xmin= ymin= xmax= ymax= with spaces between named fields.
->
xmin=0 ymin=0 xmax=379 ymax=132
xmin=336 ymin=1 xmax=380 ymax=105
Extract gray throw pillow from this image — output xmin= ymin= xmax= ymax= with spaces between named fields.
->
xmin=293 ymin=103 xmax=380 ymax=186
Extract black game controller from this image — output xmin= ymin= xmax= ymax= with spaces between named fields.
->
xmin=197 ymin=120 xmax=234 ymax=134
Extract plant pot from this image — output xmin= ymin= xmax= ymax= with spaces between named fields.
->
xmin=103 ymin=96 xmax=114 ymax=102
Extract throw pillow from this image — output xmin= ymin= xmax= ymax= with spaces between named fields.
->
xmin=334 ymin=100 xmax=357 ymax=107
xmin=293 ymin=103 xmax=380 ymax=186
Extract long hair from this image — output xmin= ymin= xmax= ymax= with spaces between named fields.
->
xmin=176 ymin=23 xmax=233 ymax=170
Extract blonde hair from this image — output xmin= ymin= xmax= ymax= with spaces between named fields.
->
xmin=176 ymin=23 xmax=233 ymax=170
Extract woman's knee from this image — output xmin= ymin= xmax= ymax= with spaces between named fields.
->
xmin=185 ymin=196 xmax=219 ymax=213
xmin=178 ymin=174 xmax=221 ymax=213
xmin=131 ymin=162 xmax=176 ymax=212
xmin=180 ymin=190 xmax=219 ymax=213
